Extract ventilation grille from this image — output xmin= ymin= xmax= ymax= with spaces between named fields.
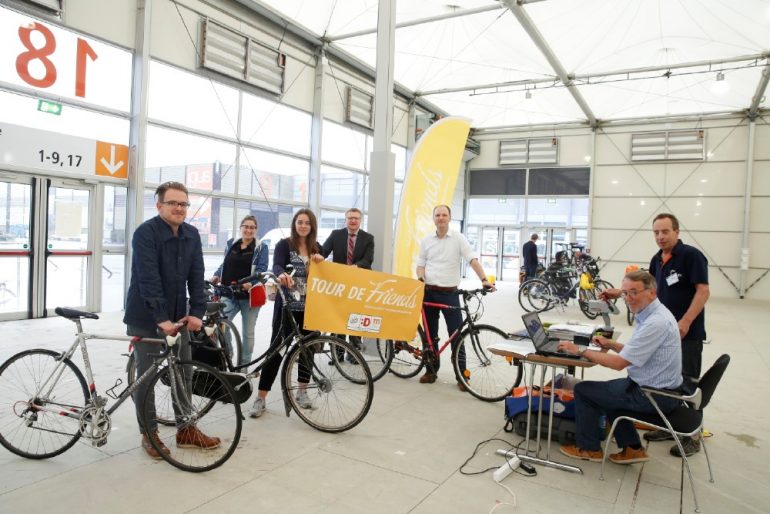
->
xmin=201 ymin=19 xmax=285 ymax=95
xmin=345 ymin=86 xmax=374 ymax=129
xmin=631 ymin=130 xmax=705 ymax=161
xmin=499 ymin=138 xmax=558 ymax=165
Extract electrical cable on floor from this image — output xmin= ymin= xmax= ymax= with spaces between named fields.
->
xmin=460 ymin=437 xmax=539 ymax=477
xmin=489 ymin=481 xmax=516 ymax=513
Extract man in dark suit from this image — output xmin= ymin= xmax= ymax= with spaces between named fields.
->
xmin=313 ymin=208 xmax=375 ymax=362
xmin=319 ymin=207 xmax=374 ymax=269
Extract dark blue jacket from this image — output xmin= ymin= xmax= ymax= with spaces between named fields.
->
xmin=123 ymin=216 xmax=206 ymax=331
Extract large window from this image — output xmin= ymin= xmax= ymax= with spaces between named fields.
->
xmin=467 ymin=198 xmax=525 ymax=225
xmin=238 ymin=149 xmax=309 ymax=203
xmin=241 ymin=93 xmax=312 ymax=156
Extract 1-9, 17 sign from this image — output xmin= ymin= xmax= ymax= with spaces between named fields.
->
xmin=0 ymin=5 xmax=132 ymax=112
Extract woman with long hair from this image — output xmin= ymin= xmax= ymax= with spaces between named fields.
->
xmin=249 ymin=208 xmax=321 ymax=418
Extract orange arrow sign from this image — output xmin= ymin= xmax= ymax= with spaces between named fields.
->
xmin=95 ymin=141 xmax=128 ymax=178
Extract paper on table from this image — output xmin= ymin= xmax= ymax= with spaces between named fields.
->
xmin=487 ymin=339 xmax=536 ymax=356
xmin=547 ymin=323 xmax=596 ymax=336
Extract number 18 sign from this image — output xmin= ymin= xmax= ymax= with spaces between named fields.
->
xmin=0 ymin=5 xmax=132 ymax=112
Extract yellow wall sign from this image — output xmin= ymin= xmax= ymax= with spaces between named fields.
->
xmin=304 ymin=261 xmax=424 ymax=341
xmin=392 ymin=117 xmax=471 ymax=277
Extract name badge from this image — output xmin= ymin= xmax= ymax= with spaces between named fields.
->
xmin=666 ymin=272 xmax=679 ymax=286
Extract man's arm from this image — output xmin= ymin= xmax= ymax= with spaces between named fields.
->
xmin=355 ymin=232 xmax=374 ymax=269
xmin=133 ymin=226 xmax=170 ymax=325
xmin=416 ymin=265 xmax=426 ymax=281
xmin=468 ymin=258 xmax=493 ymax=288
xmin=678 ymin=283 xmax=709 ymax=338
xmin=558 ymin=339 xmax=630 ymax=371
xmin=187 ymin=232 xmax=206 ymax=327
xmin=320 ymin=231 xmax=335 ymax=259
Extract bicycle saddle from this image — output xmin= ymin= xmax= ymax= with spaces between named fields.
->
xmin=54 ymin=307 xmax=99 ymax=320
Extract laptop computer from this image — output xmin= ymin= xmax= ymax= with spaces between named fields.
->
xmin=521 ymin=311 xmax=588 ymax=360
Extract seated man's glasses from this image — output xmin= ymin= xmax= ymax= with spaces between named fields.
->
xmin=160 ymin=200 xmax=191 ymax=209
xmin=621 ymin=288 xmax=648 ymax=298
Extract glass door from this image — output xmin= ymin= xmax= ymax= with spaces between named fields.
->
xmin=469 ymin=226 xmax=521 ymax=282
xmin=0 ymin=175 xmax=32 ymax=320
xmin=43 ymin=181 xmax=93 ymax=314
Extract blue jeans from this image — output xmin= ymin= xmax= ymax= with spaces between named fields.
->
xmin=524 ymin=263 xmax=538 ymax=280
xmin=423 ymin=289 xmax=464 ymax=373
xmin=574 ymin=378 xmax=679 ymax=451
xmin=222 ymin=297 xmax=261 ymax=366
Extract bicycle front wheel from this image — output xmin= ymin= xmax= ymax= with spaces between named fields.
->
xmin=143 ymin=360 xmax=242 ymax=472
xmin=330 ymin=336 xmax=392 ymax=382
xmin=218 ymin=318 xmax=241 ymax=369
xmin=519 ymin=279 xmax=555 ymax=313
xmin=0 ymin=349 xmax=88 ymax=459
xmin=282 ymin=336 xmax=373 ymax=433
xmin=454 ymin=325 xmax=523 ymax=402
xmin=388 ymin=329 xmax=425 ymax=379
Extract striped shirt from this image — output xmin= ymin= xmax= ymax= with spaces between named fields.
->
xmin=619 ymin=298 xmax=682 ymax=389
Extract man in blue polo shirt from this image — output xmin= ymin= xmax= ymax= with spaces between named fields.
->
xmin=602 ymin=213 xmax=709 ymax=457
xmin=557 ymin=271 xmax=682 ymax=465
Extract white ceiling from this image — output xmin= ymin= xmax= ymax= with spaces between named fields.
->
xmin=251 ymin=0 xmax=770 ymax=129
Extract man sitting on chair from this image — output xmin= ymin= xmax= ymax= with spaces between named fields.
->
xmin=556 ymin=270 xmax=682 ymax=464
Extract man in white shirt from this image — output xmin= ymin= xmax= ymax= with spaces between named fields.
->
xmin=415 ymin=205 xmax=494 ymax=390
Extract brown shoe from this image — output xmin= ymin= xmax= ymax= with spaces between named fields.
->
xmin=141 ymin=430 xmax=170 ymax=460
xmin=457 ymin=380 xmax=467 ymax=392
xmin=176 ymin=425 xmax=221 ymax=449
xmin=559 ymin=444 xmax=603 ymax=462
xmin=609 ymin=446 xmax=649 ymax=464
xmin=419 ymin=372 xmax=437 ymax=384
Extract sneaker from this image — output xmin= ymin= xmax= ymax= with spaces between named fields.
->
xmin=295 ymin=390 xmax=314 ymax=409
xmin=141 ymin=430 xmax=170 ymax=460
xmin=249 ymin=397 xmax=266 ymax=418
xmin=419 ymin=372 xmax=437 ymax=384
xmin=176 ymin=425 xmax=221 ymax=449
xmin=643 ymin=428 xmax=675 ymax=442
xmin=609 ymin=446 xmax=649 ymax=464
xmin=559 ymin=444 xmax=604 ymax=462
xmin=670 ymin=437 xmax=700 ymax=457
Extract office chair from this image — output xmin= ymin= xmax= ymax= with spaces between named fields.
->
xmin=599 ymin=354 xmax=730 ymax=513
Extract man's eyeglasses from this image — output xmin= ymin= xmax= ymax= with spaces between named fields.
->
xmin=240 ymin=225 xmax=257 ymax=230
xmin=160 ymin=200 xmax=191 ymax=209
xmin=621 ymin=288 xmax=649 ymax=298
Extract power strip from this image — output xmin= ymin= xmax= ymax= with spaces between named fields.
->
xmin=493 ymin=455 xmax=521 ymax=482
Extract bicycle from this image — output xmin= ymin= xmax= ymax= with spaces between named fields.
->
xmin=386 ymin=288 xmax=523 ymax=402
xmin=518 ymin=257 xmax=615 ymax=319
xmin=0 ymin=308 xmax=242 ymax=472
xmin=135 ymin=271 xmax=374 ymax=432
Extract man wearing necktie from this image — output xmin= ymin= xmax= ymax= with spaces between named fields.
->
xmin=313 ymin=208 xmax=375 ymax=361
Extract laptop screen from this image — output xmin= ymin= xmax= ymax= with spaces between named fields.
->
xmin=521 ymin=311 xmax=549 ymax=349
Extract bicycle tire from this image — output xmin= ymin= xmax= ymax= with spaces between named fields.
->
xmin=143 ymin=359 xmax=242 ymax=472
xmin=579 ymin=287 xmax=599 ymax=319
xmin=331 ymin=336 xmax=392 ymax=382
xmin=281 ymin=336 xmax=373 ymax=433
xmin=0 ymin=349 xmax=88 ymax=459
xmin=388 ymin=329 xmax=425 ymax=379
xmin=126 ymin=352 xmax=177 ymax=427
xmin=519 ymin=279 xmax=555 ymax=313
xmin=454 ymin=325 xmax=523 ymax=402
xmin=218 ymin=318 xmax=242 ymax=369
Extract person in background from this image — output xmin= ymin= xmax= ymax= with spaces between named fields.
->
xmin=558 ymin=271 xmax=682 ymax=465
xmin=123 ymin=181 xmax=220 ymax=459
xmin=248 ymin=208 xmax=321 ymax=418
xmin=522 ymin=233 xmax=539 ymax=280
xmin=210 ymin=215 xmax=269 ymax=367
xmin=601 ymin=213 xmax=709 ymax=457
xmin=312 ymin=207 xmax=374 ymax=362
xmin=415 ymin=205 xmax=495 ymax=391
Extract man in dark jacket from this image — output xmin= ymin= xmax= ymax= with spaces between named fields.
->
xmin=522 ymin=233 xmax=539 ymax=280
xmin=124 ymin=181 xmax=219 ymax=459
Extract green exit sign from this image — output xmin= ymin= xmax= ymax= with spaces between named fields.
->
xmin=37 ymin=100 xmax=62 ymax=116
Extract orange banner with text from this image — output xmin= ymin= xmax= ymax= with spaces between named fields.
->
xmin=304 ymin=261 xmax=424 ymax=341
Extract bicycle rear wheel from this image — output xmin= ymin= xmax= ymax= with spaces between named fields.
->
xmin=282 ymin=336 xmax=373 ymax=433
xmin=143 ymin=360 xmax=242 ymax=472
xmin=388 ymin=330 xmax=425 ymax=379
xmin=0 ymin=349 xmax=88 ymax=459
xmin=454 ymin=325 xmax=523 ymax=402
xmin=578 ymin=287 xmax=598 ymax=319
xmin=519 ymin=279 xmax=555 ymax=313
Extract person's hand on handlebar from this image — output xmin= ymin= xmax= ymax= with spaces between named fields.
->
xmin=157 ymin=319 xmax=187 ymax=336
xmin=598 ymin=287 xmax=622 ymax=301
xmin=184 ymin=315 xmax=203 ymax=332
xmin=277 ymin=271 xmax=294 ymax=288
xmin=481 ymin=278 xmax=496 ymax=292
xmin=209 ymin=276 xmax=221 ymax=285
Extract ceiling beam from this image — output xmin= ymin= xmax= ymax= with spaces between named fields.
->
xmin=328 ymin=4 xmax=505 ymax=42
xmin=418 ymin=52 xmax=770 ymax=96
xmin=748 ymin=64 xmax=770 ymax=120
xmin=501 ymin=0 xmax=597 ymax=127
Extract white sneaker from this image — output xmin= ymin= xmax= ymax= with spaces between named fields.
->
xmin=295 ymin=390 xmax=313 ymax=409
xmin=249 ymin=397 xmax=266 ymax=418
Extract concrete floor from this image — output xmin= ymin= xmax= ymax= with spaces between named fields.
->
xmin=0 ymin=281 xmax=768 ymax=513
